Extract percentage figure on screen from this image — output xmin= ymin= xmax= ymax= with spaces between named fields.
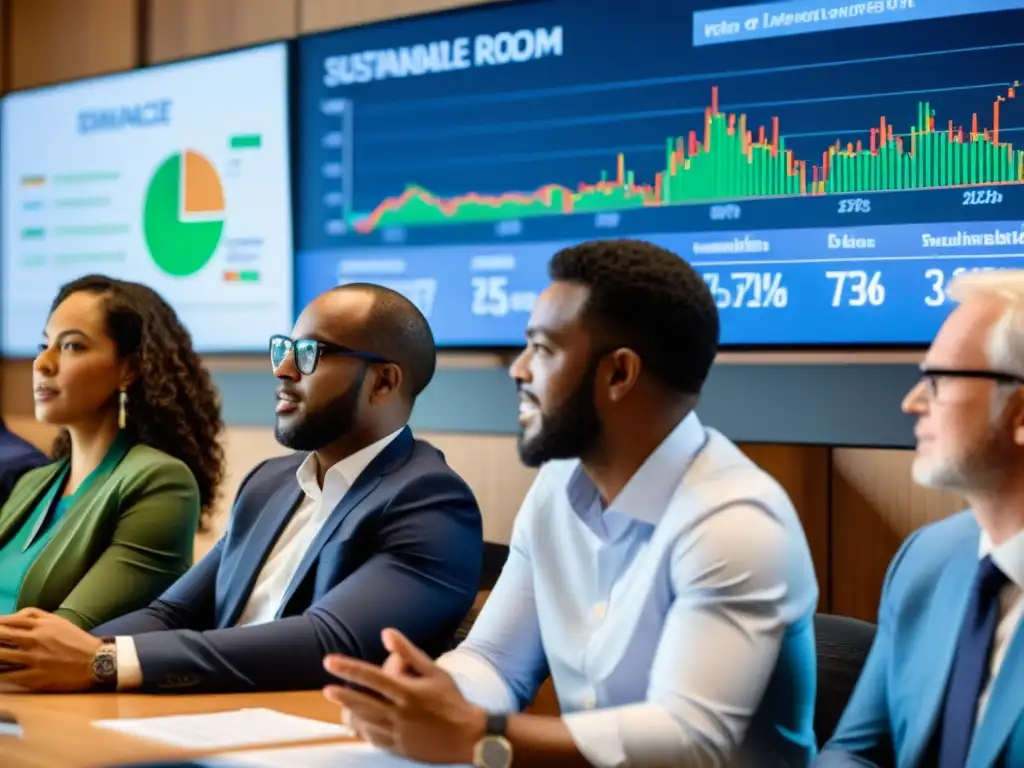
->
xmin=702 ymin=272 xmax=788 ymax=309
xmin=826 ymin=270 xmax=886 ymax=307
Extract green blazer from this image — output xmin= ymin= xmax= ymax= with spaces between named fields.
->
xmin=0 ymin=442 xmax=200 ymax=630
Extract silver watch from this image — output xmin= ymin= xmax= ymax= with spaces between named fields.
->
xmin=473 ymin=714 xmax=512 ymax=768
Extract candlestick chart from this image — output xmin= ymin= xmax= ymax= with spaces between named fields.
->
xmin=295 ymin=0 xmax=1024 ymax=349
xmin=352 ymin=82 xmax=1024 ymax=234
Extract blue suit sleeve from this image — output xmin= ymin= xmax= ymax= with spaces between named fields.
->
xmin=120 ymin=470 xmax=483 ymax=692
xmin=815 ymin=529 xmax=923 ymax=767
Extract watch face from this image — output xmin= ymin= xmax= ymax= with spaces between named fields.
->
xmin=93 ymin=654 xmax=116 ymax=682
xmin=479 ymin=737 xmax=511 ymax=768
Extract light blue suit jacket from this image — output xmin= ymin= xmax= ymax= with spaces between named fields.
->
xmin=817 ymin=511 xmax=1024 ymax=768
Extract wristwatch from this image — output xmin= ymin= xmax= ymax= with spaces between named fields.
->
xmin=473 ymin=713 xmax=512 ymax=768
xmin=91 ymin=636 xmax=118 ymax=690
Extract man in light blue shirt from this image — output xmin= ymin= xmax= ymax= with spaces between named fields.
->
xmin=322 ymin=239 xmax=820 ymax=767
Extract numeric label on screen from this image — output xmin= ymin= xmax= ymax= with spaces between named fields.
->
xmin=471 ymin=276 xmax=509 ymax=317
xmin=826 ymin=270 xmax=885 ymax=307
xmin=924 ymin=266 xmax=1001 ymax=306
xmin=962 ymin=189 xmax=1003 ymax=206
xmin=837 ymin=198 xmax=871 ymax=214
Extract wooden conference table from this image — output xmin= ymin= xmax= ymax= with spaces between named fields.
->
xmin=0 ymin=690 xmax=349 ymax=768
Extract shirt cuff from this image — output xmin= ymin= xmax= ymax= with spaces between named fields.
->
xmin=563 ymin=703 xmax=710 ymax=768
xmin=562 ymin=708 xmax=629 ymax=768
xmin=436 ymin=649 xmax=519 ymax=713
xmin=115 ymin=636 xmax=143 ymax=691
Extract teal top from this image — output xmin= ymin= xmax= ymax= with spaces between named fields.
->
xmin=0 ymin=435 xmax=128 ymax=616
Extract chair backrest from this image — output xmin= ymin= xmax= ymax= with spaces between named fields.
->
xmin=449 ymin=601 xmax=481 ymax=650
xmin=480 ymin=541 xmax=510 ymax=591
xmin=814 ymin=612 xmax=877 ymax=748
xmin=445 ymin=543 xmax=510 ymax=653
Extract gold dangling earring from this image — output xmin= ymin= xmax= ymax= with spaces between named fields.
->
xmin=118 ymin=388 xmax=127 ymax=430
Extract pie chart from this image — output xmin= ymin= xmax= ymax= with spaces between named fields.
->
xmin=143 ymin=150 xmax=225 ymax=277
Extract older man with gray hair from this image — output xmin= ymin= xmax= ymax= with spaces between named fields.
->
xmin=817 ymin=269 xmax=1024 ymax=768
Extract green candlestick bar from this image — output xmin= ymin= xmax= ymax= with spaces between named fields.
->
xmin=353 ymin=84 xmax=1024 ymax=233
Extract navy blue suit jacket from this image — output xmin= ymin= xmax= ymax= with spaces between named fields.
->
xmin=94 ymin=427 xmax=484 ymax=692
xmin=0 ymin=423 xmax=48 ymax=508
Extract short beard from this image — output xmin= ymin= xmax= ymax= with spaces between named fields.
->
xmin=913 ymin=393 xmax=1015 ymax=493
xmin=913 ymin=454 xmax=1001 ymax=493
xmin=275 ymin=366 xmax=367 ymax=451
xmin=517 ymin=357 xmax=602 ymax=468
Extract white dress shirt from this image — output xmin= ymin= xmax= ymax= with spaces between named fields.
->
xmin=437 ymin=413 xmax=819 ymax=767
xmin=114 ymin=428 xmax=403 ymax=689
xmin=976 ymin=528 xmax=1024 ymax=723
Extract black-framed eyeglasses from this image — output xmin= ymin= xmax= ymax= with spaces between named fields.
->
xmin=919 ymin=367 xmax=1024 ymax=397
xmin=269 ymin=334 xmax=388 ymax=376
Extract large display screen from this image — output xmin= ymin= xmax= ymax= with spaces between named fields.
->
xmin=295 ymin=0 xmax=1024 ymax=347
xmin=1 ymin=43 xmax=293 ymax=355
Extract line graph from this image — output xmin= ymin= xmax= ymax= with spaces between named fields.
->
xmin=295 ymin=0 xmax=1024 ymax=348
xmin=351 ymin=82 xmax=1023 ymax=233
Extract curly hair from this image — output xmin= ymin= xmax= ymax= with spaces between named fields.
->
xmin=49 ymin=275 xmax=225 ymax=530
xmin=549 ymin=239 xmax=720 ymax=395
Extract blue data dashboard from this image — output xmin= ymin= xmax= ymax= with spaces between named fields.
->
xmin=295 ymin=0 xmax=1024 ymax=347
xmin=1 ymin=43 xmax=293 ymax=355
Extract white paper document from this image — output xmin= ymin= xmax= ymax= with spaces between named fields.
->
xmin=92 ymin=707 xmax=353 ymax=750
xmin=205 ymin=742 xmax=469 ymax=767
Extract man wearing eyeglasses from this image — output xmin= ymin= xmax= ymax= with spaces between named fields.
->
xmin=819 ymin=270 xmax=1024 ymax=768
xmin=0 ymin=283 xmax=484 ymax=694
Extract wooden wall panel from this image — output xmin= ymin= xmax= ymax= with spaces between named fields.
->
xmin=0 ymin=361 xmax=33 ymax=417
xmin=417 ymin=431 xmax=536 ymax=543
xmin=9 ymin=0 xmax=138 ymax=90
xmin=189 ymin=430 xmax=535 ymax=557
xmin=4 ymin=415 xmax=58 ymax=456
xmin=0 ymin=0 xmax=6 ymax=92
xmin=300 ymin=0 xmax=505 ymax=34
xmin=0 ymin=360 xmax=33 ymax=421
xmin=145 ymin=0 xmax=298 ymax=64
xmin=191 ymin=437 xmax=827 ymax=567
xmin=5 ymin=387 xmax=832 ymax=591
xmin=830 ymin=448 xmax=966 ymax=621
xmin=194 ymin=429 xmax=536 ymax=548
xmin=741 ymin=444 xmax=832 ymax=611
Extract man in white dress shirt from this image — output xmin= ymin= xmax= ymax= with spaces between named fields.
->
xmin=0 ymin=284 xmax=483 ymax=693
xmin=323 ymin=239 xmax=820 ymax=767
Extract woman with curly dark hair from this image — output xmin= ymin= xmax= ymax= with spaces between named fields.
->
xmin=0 ymin=274 xmax=225 ymax=630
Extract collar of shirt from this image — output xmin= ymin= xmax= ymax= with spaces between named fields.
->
xmin=566 ymin=411 xmax=708 ymax=534
xmin=294 ymin=427 xmax=405 ymax=510
xmin=979 ymin=526 xmax=1024 ymax=590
